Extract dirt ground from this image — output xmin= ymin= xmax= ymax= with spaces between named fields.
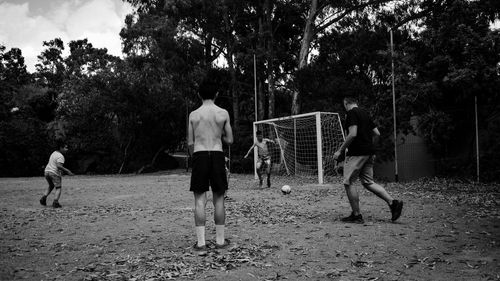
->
xmin=1 ymin=171 xmax=499 ymax=281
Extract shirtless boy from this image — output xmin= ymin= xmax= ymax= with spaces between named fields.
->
xmin=188 ymin=75 xmax=233 ymax=252
xmin=244 ymin=131 xmax=275 ymax=188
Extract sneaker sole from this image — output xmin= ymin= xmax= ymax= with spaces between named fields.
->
xmin=341 ymin=220 xmax=364 ymax=224
xmin=392 ymin=202 xmax=403 ymax=221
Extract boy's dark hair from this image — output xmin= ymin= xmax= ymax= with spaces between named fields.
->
xmin=343 ymin=96 xmax=358 ymax=105
xmin=198 ymin=70 xmax=219 ymax=100
xmin=55 ymin=139 xmax=67 ymax=150
xmin=256 ymin=130 xmax=263 ymax=136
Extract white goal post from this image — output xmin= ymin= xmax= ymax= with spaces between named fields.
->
xmin=253 ymin=112 xmax=345 ymax=184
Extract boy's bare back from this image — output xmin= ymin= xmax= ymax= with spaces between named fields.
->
xmin=189 ymin=102 xmax=232 ymax=153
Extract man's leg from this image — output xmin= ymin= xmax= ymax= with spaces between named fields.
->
xmin=359 ymin=156 xmax=393 ymax=205
xmin=341 ymin=156 xmax=364 ymax=223
xmin=194 ymin=192 xmax=207 ymax=247
xmin=362 ymin=182 xmax=393 ymax=204
xmin=344 ymin=184 xmax=361 ymax=216
xmin=360 ymin=155 xmax=403 ymax=221
xmin=363 ymin=182 xmax=403 ymax=221
xmin=213 ymin=191 xmax=226 ymax=245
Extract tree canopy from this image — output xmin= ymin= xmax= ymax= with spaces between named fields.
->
xmin=0 ymin=0 xmax=499 ymax=180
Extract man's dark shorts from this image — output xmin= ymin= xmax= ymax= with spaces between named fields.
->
xmin=190 ymin=151 xmax=228 ymax=194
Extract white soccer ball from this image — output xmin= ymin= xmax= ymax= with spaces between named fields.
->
xmin=10 ymin=107 xmax=19 ymax=113
xmin=281 ymin=185 xmax=291 ymax=194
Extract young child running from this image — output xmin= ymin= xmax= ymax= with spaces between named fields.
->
xmin=188 ymin=74 xmax=233 ymax=253
xmin=40 ymin=140 xmax=74 ymax=208
xmin=244 ymin=131 xmax=275 ymax=188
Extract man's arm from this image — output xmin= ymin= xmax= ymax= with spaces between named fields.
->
xmin=222 ymin=111 xmax=234 ymax=145
xmin=333 ymin=125 xmax=357 ymax=160
xmin=56 ymin=162 xmax=74 ymax=176
xmin=187 ymin=113 xmax=194 ymax=155
xmin=263 ymin=138 xmax=275 ymax=144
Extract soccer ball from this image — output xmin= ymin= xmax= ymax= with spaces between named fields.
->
xmin=281 ymin=185 xmax=291 ymax=194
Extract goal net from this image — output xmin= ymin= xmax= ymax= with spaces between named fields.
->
xmin=253 ymin=112 xmax=345 ymax=184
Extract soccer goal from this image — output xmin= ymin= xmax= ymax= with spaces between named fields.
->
xmin=253 ymin=112 xmax=345 ymax=184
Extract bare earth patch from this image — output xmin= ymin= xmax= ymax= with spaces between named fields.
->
xmin=1 ymin=172 xmax=499 ymax=280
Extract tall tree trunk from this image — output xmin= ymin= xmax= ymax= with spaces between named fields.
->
xmin=204 ymin=35 xmax=213 ymax=67
xmin=118 ymin=136 xmax=133 ymax=174
xmin=257 ymin=6 xmax=265 ymax=121
xmin=227 ymin=50 xmax=239 ymax=131
xmin=265 ymin=0 xmax=275 ymax=119
xmin=223 ymin=3 xmax=240 ymax=132
xmin=258 ymin=80 xmax=265 ymax=121
xmin=292 ymin=0 xmax=318 ymax=115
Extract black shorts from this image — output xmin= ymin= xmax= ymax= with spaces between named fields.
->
xmin=190 ymin=151 xmax=228 ymax=194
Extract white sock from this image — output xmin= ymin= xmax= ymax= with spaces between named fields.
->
xmin=196 ymin=226 xmax=205 ymax=247
xmin=216 ymin=225 xmax=225 ymax=245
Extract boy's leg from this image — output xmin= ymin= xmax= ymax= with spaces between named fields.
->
xmin=54 ymin=187 xmax=62 ymax=201
xmin=52 ymin=175 xmax=62 ymax=207
xmin=265 ymin=160 xmax=271 ymax=188
xmin=213 ymin=191 xmax=225 ymax=245
xmin=43 ymin=174 xmax=55 ymax=196
xmin=41 ymin=174 xmax=54 ymax=205
xmin=52 ymin=188 xmax=62 ymax=208
xmin=256 ymin=161 xmax=263 ymax=187
xmin=194 ymin=192 xmax=207 ymax=247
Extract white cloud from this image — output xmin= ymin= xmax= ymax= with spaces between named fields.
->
xmin=0 ymin=0 xmax=134 ymax=73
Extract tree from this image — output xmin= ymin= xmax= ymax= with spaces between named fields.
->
xmin=291 ymin=0 xmax=446 ymax=114
xmin=0 ymin=46 xmax=51 ymax=176
xmin=35 ymin=38 xmax=66 ymax=92
xmin=400 ymin=0 xmax=500 ymax=179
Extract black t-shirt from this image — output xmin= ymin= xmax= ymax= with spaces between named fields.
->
xmin=345 ymin=107 xmax=376 ymax=156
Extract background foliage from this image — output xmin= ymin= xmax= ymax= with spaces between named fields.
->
xmin=0 ymin=0 xmax=499 ymax=180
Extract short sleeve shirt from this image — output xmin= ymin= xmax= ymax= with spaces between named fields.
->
xmin=345 ymin=107 xmax=376 ymax=156
xmin=44 ymin=151 xmax=65 ymax=176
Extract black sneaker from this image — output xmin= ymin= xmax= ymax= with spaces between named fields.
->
xmin=215 ymin=239 xmax=235 ymax=250
xmin=390 ymin=200 xmax=403 ymax=221
xmin=267 ymin=178 xmax=271 ymax=188
xmin=192 ymin=243 xmax=208 ymax=256
xmin=259 ymin=178 xmax=263 ymax=188
xmin=52 ymin=201 xmax=62 ymax=208
xmin=40 ymin=196 xmax=47 ymax=206
xmin=341 ymin=213 xmax=364 ymax=223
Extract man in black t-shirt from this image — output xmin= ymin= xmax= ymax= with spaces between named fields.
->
xmin=333 ymin=96 xmax=403 ymax=223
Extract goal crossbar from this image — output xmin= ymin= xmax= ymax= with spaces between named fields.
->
xmin=254 ymin=111 xmax=334 ymax=125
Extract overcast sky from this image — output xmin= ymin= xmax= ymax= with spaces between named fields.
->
xmin=0 ymin=0 xmax=134 ymax=73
